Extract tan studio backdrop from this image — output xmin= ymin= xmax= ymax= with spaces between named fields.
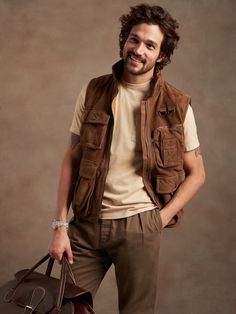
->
xmin=0 ymin=0 xmax=236 ymax=313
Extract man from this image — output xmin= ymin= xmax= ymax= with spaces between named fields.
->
xmin=49 ymin=4 xmax=205 ymax=314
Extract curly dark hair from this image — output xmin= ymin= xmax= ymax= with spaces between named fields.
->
xmin=119 ymin=4 xmax=180 ymax=71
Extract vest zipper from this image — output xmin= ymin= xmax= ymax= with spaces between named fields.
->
xmin=143 ymin=100 xmax=160 ymax=207
xmin=144 ymin=100 xmax=152 ymax=170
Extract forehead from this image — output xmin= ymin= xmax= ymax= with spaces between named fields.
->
xmin=129 ymin=23 xmax=164 ymax=45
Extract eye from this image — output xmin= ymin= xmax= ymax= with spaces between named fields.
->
xmin=128 ymin=37 xmax=139 ymax=43
xmin=146 ymin=43 xmax=155 ymax=50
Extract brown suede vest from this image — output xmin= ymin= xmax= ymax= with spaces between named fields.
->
xmin=71 ymin=60 xmax=190 ymax=227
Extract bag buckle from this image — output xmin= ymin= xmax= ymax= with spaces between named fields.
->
xmin=24 ymin=305 xmax=33 ymax=313
xmin=23 ymin=286 xmax=45 ymax=313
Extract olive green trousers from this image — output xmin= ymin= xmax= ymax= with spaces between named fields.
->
xmin=68 ymin=209 xmax=162 ymax=314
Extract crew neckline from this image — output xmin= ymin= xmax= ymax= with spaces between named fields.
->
xmin=120 ymin=79 xmax=151 ymax=90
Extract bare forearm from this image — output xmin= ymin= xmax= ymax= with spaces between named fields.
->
xmin=160 ymin=171 xmax=205 ymax=226
xmin=54 ymin=133 xmax=80 ymax=221
xmin=49 ymin=133 xmax=80 ymax=263
xmin=55 ymin=150 xmax=73 ymax=221
xmin=160 ymin=149 xmax=206 ymax=227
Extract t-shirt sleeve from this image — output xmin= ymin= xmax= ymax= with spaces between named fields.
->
xmin=69 ymin=84 xmax=88 ymax=135
xmin=183 ymin=105 xmax=200 ymax=152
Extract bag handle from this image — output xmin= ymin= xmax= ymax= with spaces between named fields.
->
xmin=6 ymin=253 xmax=76 ymax=311
xmin=56 ymin=254 xmax=69 ymax=310
xmin=12 ymin=254 xmax=52 ymax=291
xmin=47 ymin=254 xmax=77 ymax=311
xmin=45 ymin=255 xmax=55 ymax=276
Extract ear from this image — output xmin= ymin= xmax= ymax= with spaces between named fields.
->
xmin=156 ymin=52 xmax=165 ymax=63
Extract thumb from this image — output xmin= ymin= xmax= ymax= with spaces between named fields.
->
xmin=65 ymin=246 xmax=73 ymax=264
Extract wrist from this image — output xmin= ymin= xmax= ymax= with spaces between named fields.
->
xmin=53 ymin=228 xmax=68 ymax=236
xmin=51 ymin=219 xmax=68 ymax=231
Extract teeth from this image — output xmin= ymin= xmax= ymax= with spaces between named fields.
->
xmin=130 ymin=55 xmax=141 ymax=63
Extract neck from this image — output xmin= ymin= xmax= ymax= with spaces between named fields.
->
xmin=122 ymin=70 xmax=154 ymax=84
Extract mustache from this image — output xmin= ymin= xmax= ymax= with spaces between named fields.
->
xmin=127 ymin=51 xmax=145 ymax=63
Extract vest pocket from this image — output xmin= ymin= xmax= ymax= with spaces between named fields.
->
xmin=156 ymin=175 xmax=179 ymax=194
xmin=152 ymin=125 xmax=184 ymax=168
xmin=80 ymin=110 xmax=110 ymax=149
xmin=155 ymin=172 xmax=183 ymax=205
xmin=72 ymin=159 xmax=98 ymax=216
xmin=155 ymin=174 xmax=177 ymax=204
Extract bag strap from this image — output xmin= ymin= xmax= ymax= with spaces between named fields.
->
xmin=23 ymin=286 xmax=46 ymax=314
xmin=62 ymin=254 xmax=76 ymax=284
xmin=45 ymin=254 xmax=76 ymax=284
xmin=53 ymin=254 xmax=77 ymax=311
xmin=45 ymin=256 xmax=55 ymax=276
xmin=56 ymin=255 xmax=67 ymax=310
xmin=12 ymin=254 xmax=51 ymax=292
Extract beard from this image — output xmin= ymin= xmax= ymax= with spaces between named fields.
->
xmin=123 ymin=51 xmax=156 ymax=76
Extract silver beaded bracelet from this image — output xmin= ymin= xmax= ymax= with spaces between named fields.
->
xmin=51 ymin=219 xmax=68 ymax=230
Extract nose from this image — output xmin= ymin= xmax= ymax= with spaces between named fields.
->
xmin=134 ymin=42 xmax=145 ymax=55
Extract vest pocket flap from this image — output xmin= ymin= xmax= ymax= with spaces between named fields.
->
xmin=79 ymin=159 xmax=98 ymax=179
xmin=81 ymin=110 xmax=110 ymax=149
xmin=85 ymin=110 xmax=110 ymax=125
xmin=156 ymin=175 xmax=178 ymax=194
xmin=158 ymin=103 xmax=175 ymax=114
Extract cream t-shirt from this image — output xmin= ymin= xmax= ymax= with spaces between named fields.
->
xmin=70 ymin=81 xmax=200 ymax=219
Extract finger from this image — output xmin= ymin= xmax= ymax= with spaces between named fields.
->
xmin=49 ymin=249 xmax=63 ymax=264
xmin=65 ymin=246 xmax=73 ymax=264
xmin=48 ymin=249 xmax=56 ymax=260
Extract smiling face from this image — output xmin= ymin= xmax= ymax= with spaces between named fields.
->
xmin=122 ymin=23 xmax=164 ymax=83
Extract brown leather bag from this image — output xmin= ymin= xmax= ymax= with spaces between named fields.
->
xmin=0 ymin=254 xmax=95 ymax=313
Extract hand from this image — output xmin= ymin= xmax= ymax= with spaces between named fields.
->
xmin=159 ymin=210 xmax=171 ymax=229
xmin=48 ymin=228 xmax=73 ymax=264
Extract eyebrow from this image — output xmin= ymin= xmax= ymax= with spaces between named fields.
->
xmin=129 ymin=33 xmax=158 ymax=48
